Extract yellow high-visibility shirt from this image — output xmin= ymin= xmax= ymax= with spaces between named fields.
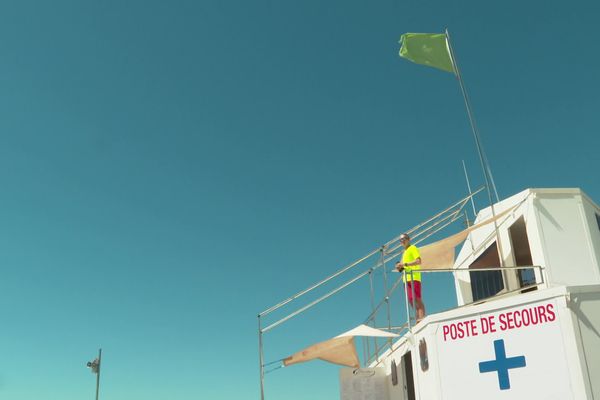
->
xmin=402 ymin=244 xmax=421 ymax=282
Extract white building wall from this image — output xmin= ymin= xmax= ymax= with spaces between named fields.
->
xmin=522 ymin=195 xmax=547 ymax=286
xmin=454 ymin=189 xmax=600 ymax=306
xmin=581 ymin=194 xmax=600 ymax=278
xmin=568 ymin=288 xmax=600 ymax=399
xmin=376 ymin=286 xmax=597 ymax=400
xmin=411 ymin=326 xmax=441 ymax=400
xmin=532 ymin=191 xmax=600 ymax=286
xmin=453 ymin=189 xmax=532 ymax=306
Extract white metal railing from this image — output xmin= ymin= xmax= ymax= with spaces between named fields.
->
xmin=257 ymin=188 xmax=488 ymax=400
xmin=363 ymin=265 xmax=545 ymax=367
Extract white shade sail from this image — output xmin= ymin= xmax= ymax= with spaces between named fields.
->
xmin=417 ymin=203 xmax=519 ymax=269
xmin=336 ymin=324 xmax=399 ymax=338
xmin=284 ymin=325 xmax=397 ymax=368
xmin=283 ymin=336 xmax=359 ymax=368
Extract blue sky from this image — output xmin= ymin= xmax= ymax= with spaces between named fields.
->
xmin=0 ymin=0 xmax=598 ymax=399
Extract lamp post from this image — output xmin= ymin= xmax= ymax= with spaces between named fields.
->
xmin=86 ymin=348 xmax=102 ymax=400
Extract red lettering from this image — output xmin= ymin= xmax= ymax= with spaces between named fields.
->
xmin=480 ymin=317 xmax=490 ymax=334
xmin=546 ymin=303 xmax=556 ymax=321
xmin=442 ymin=306 xmax=555 ymax=341
xmin=506 ymin=312 xmax=515 ymax=330
xmin=537 ymin=305 xmax=548 ymax=323
xmin=499 ymin=313 xmax=508 ymax=330
xmin=443 ymin=319 xmax=481 ymax=341
xmin=449 ymin=324 xmax=457 ymax=340
xmin=521 ymin=308 xmax=530 ymax=326
xmin=470 ymin=319 xmax=478 ymax=336
xmin=513 ymin=310 xmax=522 ymax=328
xmin=530 ymin=307 xmax=539 ymax=324
xmin=451 ymin=324 xmax=458 ymax=339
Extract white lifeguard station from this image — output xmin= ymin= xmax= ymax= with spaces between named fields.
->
xmin=370 ymin=188 xmax=600 ymax=400
xmin=258 ymin=188 xmax=600 ymax=400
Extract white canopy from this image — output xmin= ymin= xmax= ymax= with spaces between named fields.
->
xmin=284 ymin=324 xmax=397 ymax=368
xmin=413 ymin=203 xmax=519 ymax=270
xmin=336 ymin=324 xmax=399 ymax=338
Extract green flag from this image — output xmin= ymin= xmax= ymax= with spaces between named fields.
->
xmin=399 ymin=33 xmax=455 ymax=74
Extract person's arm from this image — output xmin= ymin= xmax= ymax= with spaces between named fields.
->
xmin=395 ymin=261 xmax=404 ymax=271
xmin=403 ymin=257 xmax=421 ymax=267
xmin=396 ymin=257 xmax=421 ymax=270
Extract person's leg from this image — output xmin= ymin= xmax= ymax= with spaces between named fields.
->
xmin=416 ymin=298 xmax=426 ymax=321
xmin=406 ymin=281 xmax=414 ymax=308
xmin=413 ymin=281 xmax=425 ymax=321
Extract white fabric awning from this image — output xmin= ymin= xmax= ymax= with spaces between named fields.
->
xmin=284 ymin=336 xmax=359 ymax=368
xmin=335 ymin=324 xmax=399 ymax=338
xmin=416 ymin=203 xmax=519 ymax=270
xmin=283 ymin=324 xmax=397 ymax=368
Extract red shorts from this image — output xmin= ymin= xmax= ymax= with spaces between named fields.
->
xmin=407 ymin=280 xmax=422 ymax=304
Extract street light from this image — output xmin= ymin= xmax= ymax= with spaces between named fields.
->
xmin=86 ymin=349 xmax=102 ymax=400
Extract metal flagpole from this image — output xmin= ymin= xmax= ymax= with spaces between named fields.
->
xmin=462 ymin=160 xmax=477 ymax=220
xmin=445 ymin=28 xmax=505 ymax=269
xmin=445 ymin=29 xmax=495 ymax=206
xmin=96 ymin=349 xmax=102 ymax=400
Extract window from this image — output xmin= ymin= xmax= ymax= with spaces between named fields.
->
xmin=469 ymin=242 xmax=505 ymax=302
xmin=471 ymin=268 xmax=504 ymax=301
xmin=518 ymin=268 xmax=537 ymax=287
xmin=508 ymin=216 xmax=537 ymax=292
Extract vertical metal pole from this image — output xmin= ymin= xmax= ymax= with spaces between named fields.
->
xmin=411 ymin=270 xmax=417 ymax=322
xmin=462 ymin=160 xmax=477 ymax=220
xmin=404 ymin=271 xmax=411 ymax=332
xmin=369 ymin=270 xmax=376 ymax=318
xmin=445 ymin=29 xmax=505 ymax=269
xmin=362 ymin=337 xmax=367 ymax=367
xmin=259 ymin=317 xmax=265 ymax=400
xmin=95 ymin=349 xmax=101 ymax=400
xmin=446 ymin=30 xmax=499 ymax=203
xmin=368 ymin=270 xmax=376 ymax=361
xmin=380 ymin=247 xmax=392 ymax=349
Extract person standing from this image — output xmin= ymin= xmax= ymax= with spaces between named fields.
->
xmin=396 ymin=233 xmax=426 ymax=322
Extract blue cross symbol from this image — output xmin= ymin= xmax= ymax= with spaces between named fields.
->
xmin=479 ymin=339 xmax=526 ymax=390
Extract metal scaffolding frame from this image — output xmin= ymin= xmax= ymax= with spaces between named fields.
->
xmin=255 ymin=186 xmax=519 ymax=400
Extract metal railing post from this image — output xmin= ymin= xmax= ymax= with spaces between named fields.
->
xmin=368 ymin=269 xmax=375 ymax=361
xmin=404 ymin=270 xmax=411 ymax=332
xmin=256 ymin=189 xmax=500 ymax=394
xmin=258 ymin=316 xmax=265 ymax=400
xmin=380 ymin=246 xmax=392 ymax=350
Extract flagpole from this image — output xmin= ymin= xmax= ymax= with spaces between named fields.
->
xmin=444 ymin=28 xmax=505 ymax=269
xmin=96 ymin=348 xmax=102 ymax=400
xmin=462 ymin=160 xmax=477 ymax=221
xmin=444 ymin=29 xmax=498 ymax=203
